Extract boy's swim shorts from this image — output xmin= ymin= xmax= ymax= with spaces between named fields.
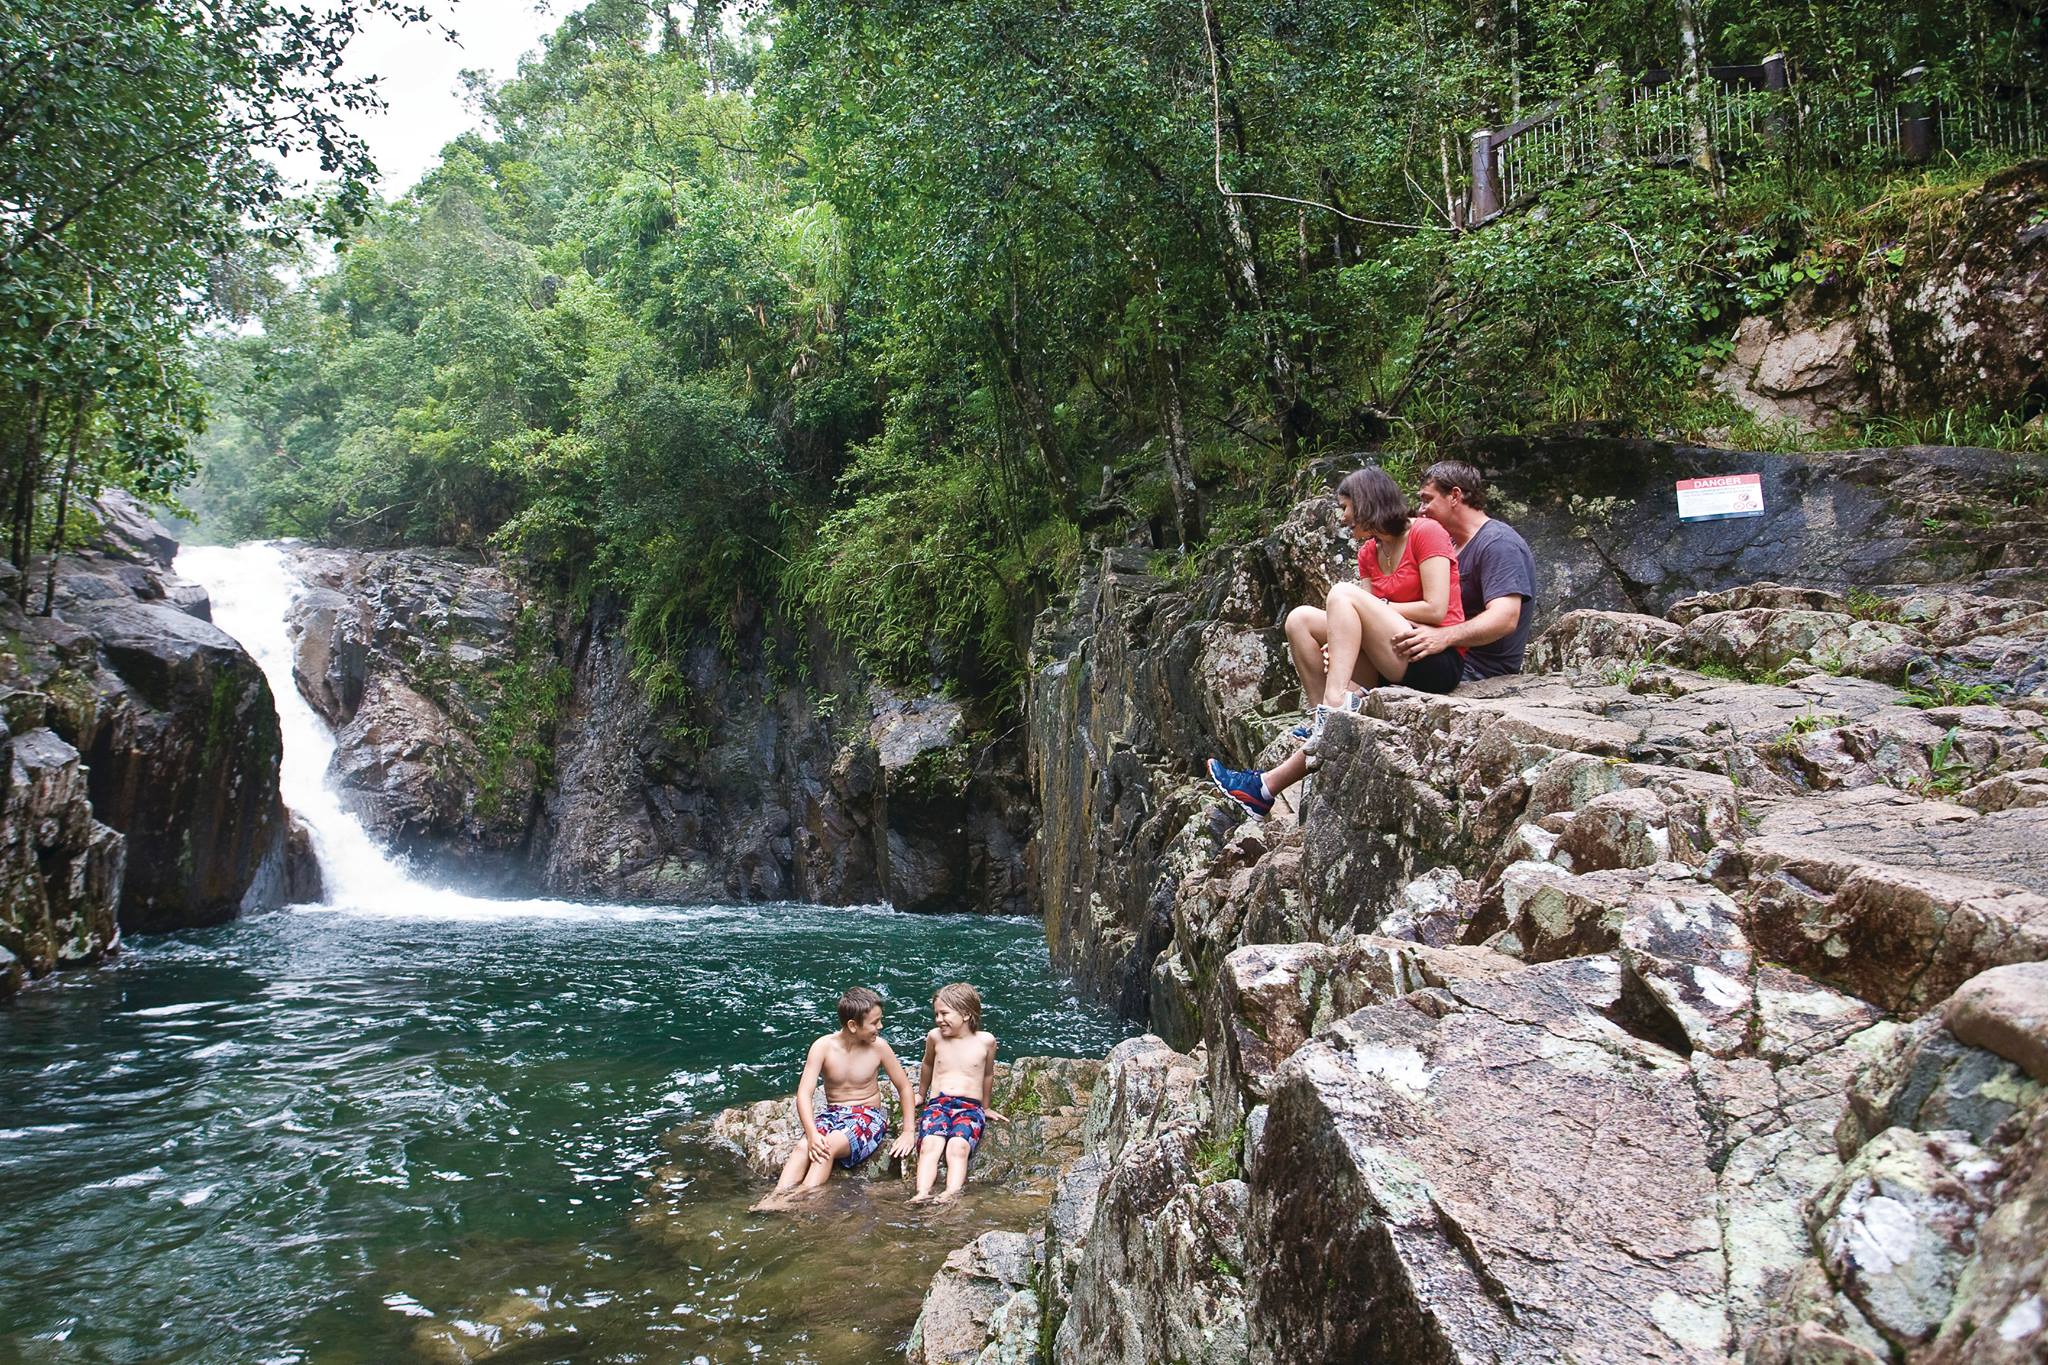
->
xmin=814 ymin=1103 xmax=887 ymax=1169
xmin=917 ymin=1093 xmax=987 ymax=1152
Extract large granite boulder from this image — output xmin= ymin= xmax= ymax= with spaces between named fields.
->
xmin=0 ymin=496 xmax=295 ymax=976
xmin=288 ymin=548 xmax=546 ymax=888
xmin=1249 ymin=956 xmax=1734 ymax=1362
xmin=907 ymin=1230 xmax=1037 ymax=1365
xmin=68 ymin=600 xmax=284 ymax=931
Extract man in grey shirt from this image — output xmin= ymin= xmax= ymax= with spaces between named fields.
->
xmin=1394 ymin=459 xmax=1537 ymax=679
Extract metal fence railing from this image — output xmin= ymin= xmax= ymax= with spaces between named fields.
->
xmin=1461 ymin=58 xmax=2045 ymax=228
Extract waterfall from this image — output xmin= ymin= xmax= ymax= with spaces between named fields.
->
xmin=174 ymin=543 xmax=599 ymax=919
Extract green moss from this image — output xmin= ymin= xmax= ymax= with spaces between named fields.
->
xmin=471 ymin=607 xmax=572 ymax=820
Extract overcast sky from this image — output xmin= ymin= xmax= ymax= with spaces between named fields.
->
xmin=338 ymin=0 xmax=571 ymax=199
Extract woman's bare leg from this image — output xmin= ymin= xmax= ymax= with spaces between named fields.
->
xmin=1323 ymin=585 xmax=1376 ymax=705
xmin=1327 ymin=584 xmax=1410 ymax=694
xmin=1285 ymin=605 xmax=1329 ymax=705
xmin=1264 ymin=746 xmax=1312 ymax=799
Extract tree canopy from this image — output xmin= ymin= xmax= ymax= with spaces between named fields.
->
xmin=163 ymin=0 xmax=2046 ymax=703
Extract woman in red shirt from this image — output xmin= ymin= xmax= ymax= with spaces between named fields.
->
xmin=1301 ymin=464 xmax=1466 ymax=704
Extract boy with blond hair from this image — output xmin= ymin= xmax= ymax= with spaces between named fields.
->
xmin=910 ymin=982 xmax=1000 ymax=1204
xmin=755 ymin=985 xmax=918 ymax=1209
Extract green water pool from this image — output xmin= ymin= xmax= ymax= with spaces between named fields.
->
xmin=0 ymin=901 xmax=1131 ymax=1363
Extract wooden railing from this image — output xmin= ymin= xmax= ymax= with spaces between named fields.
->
xmin=1460 ymin=58 xmax=2046 ymax=228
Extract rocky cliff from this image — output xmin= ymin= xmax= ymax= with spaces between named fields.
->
xmin=0 ymin=494 xmax=298 ymax=996
xmin=907 ymin=441 xmax=2048 ymax=1362
xmin=1712 ymin=158 xmax=2046 ymax=434
xmin=284 ymin=547 xmax=1034 ymax=911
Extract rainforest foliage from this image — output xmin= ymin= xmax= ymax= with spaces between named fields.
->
xmin=7 ymin=0 xmax=2042 ymax=698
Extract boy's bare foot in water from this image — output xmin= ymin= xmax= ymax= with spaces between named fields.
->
xmin=907 ymin=1190 xmax=933 ymax=1205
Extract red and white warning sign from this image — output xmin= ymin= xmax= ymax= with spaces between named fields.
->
xmin=1676 ymin=473 xmax=1765 ymax=522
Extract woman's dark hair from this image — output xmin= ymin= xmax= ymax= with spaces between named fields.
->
xmin=1335 ymin=465 xmax=1411 ymax=537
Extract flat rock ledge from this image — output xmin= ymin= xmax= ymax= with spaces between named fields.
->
xmin=924 ymin=573 xmax=2048 ymax=1363
xmin=680 ymin=1055 xmax=1104 ymax=1195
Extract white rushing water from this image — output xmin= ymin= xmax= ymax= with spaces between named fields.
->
xmin=174 ymin=542 xmax=615 ymax=920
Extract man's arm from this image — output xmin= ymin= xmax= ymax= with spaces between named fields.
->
xmin=880 ymin=1042 xmax=919 ymax=1157
xmin=1394 ymin=593 xmax=1522 ymax=661
xmin=795 ymin=1039 xmax=830 ymax=1162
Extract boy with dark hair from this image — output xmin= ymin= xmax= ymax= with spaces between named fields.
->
xmin=754 ymin=985 xmax=918 ymax=1209
xmin=910 ymin=982 xmax=1000 ymax=1204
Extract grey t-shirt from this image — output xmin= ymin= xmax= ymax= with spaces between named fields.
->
xmin=1456 ymin=517 xmax=1537 ymax=680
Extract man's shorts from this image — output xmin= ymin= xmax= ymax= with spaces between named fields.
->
xmin=814 ymin=1103 xmax=887 ymax=1169
xmin=917 ymin=1094 xmax=988 ymax=1153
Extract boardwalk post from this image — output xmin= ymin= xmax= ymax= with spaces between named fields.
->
xmin=1900 ymin=64 xmax=1935 ymax=162
xmin=1469 ymin=130 xmax=1501 ymax=224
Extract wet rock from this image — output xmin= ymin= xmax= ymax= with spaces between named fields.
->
xmin=286 ymin=584 xmax=368 ymax=726
xmin=289 ymin=549 xmax=541 ymax=888
xmin=1810 ymin=1127 xmax=2000 ymax=1351
xmin=1943 ymin=963 xmax=2048 ymax=1084
xmin=0 ymin=723 xmax=124 ymax=980
xmin=72 ymin=600 xmax=284 ymax=931
xmin=84 ymin=490 xmax=179 ymax=570
xmin=1052 ymin=1125 xmax=1248 ymax=1365
xmin=1250 ymin=956 xmax=1732 ymax=1362
xmin=413 ymin=1293 xmax=548 ymax=1364
xmin=907 ymin=1230 xmax=1036 ymax=1365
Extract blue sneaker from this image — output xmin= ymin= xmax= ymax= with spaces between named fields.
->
xmin=1207 ymin=759 xmax=1273 ymax=821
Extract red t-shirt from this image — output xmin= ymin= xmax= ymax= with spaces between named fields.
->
xmin=1358 ymin=517 xmax=1466 ymax=628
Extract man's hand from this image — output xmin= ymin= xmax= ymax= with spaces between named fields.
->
xmin=1394 ymin=623 xmax=1453 ymax=662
